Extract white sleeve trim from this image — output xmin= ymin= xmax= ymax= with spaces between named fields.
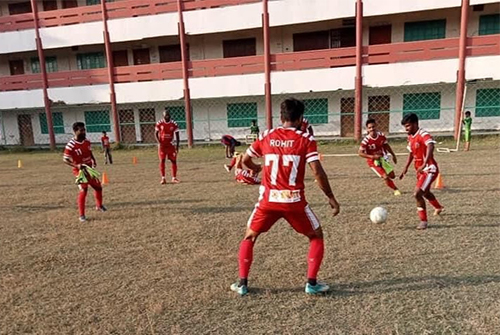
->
xmin=306 ymin=155 xmax=319 ymax=163
xmin=246 ymin=147 xmax=260 ymax=158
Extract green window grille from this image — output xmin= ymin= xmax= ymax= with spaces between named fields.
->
xmin=227 ymin=103 xmax=258 ymax=128
xmin=476 ymin=88 xmax=500 ymax=117
xmin=39 ymin=112 xmax=65 ymax=134
xmin=303 ymin=98 xmax=328 ymax=124
xmin=77 ymin=52 xmax=106 ymax=70
xmin=31 ymin=56 xmax=58 ymax=73
xmin=84 ymin=110 xmax=111 ymax=132
xmin=86 ymin=0 xmax=101 ymax=5
xmin=169 ymin=106 xmax=187 ymax=130
xmin=403 ymin=92 xmax=441 ymax=120
xmin=479 ymin=14 xmax=500 ymax=36
xmin=404 ymin=20 xmax=446 ymax=42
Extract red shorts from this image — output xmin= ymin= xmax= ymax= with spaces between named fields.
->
xmin=158 ymin=145 xmax=177 ymax=161
xmin=370 ymin=165 xmax=387 ymax=178
xmin=247 ymin=205 xmax=321 ymax=236
xmin=416 ymin=170 xmax=438 ymax=192
xmin=235 ymin=169 xmax=260 ymax=185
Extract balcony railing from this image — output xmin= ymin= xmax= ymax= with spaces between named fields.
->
xmin=1 ymin=35 xmax=498 ymax=92
xmin=0 ymin=0 xmax=261 ymax=33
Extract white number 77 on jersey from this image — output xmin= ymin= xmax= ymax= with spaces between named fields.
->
xmin=265 ymin=154 xmax=300 ymax=186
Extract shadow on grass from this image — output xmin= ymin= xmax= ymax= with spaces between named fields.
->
xmin=9 ymin=204 xmax=66 ymax=213
xmin=250 ymin=275 xmax=500 ymax=297
xmin=439 ymin=187 xmax=500 ymax=194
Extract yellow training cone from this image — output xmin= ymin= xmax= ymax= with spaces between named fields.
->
xmin=17 ymin=160 xmax=23 ymax=168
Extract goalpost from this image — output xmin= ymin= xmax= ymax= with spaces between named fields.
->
xmin=436 ymin=83 xmax=468 ymax=153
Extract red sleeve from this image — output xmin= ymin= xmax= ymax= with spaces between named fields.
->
xmin=63 ymin=144 xmax=73 ymax=161
xmin=421 ymin=132 xmax=435 ymax=146
xmin=155 ymin=122 xmax=160 ymax=132
xmin=359 ymin=137 xmax=368 ymax=152
xmin=305 ymin=137 xmax=319 ymax=163
xmin=382 ymin=134 xmax=388 ymax=145
xmin=246 ymin=137 xmax=263 ymax=158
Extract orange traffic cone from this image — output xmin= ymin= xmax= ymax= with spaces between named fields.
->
xmin=102 ymin=172 xmax=109 ymax=185
xmin=132 ymin=156 xmax=138 ymax=165
xmin=435 ymin=173 xmax=444 ymax=189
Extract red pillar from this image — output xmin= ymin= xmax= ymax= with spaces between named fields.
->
xmin=177 ymin=0 xmax=194 ymax=148
xmin=354 ymin=0 xmax=363 ymax=142
xmin=263 ymin=0 xmax=272 ymax=130
xmin=31 ymin=0 xmax=55 ymax=150
xmin=101 ymin=0 xmax=120 ymax=143
xmin=454 ymin=0 xmax=469 ymax=140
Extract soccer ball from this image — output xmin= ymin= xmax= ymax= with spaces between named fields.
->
xmin=370 ymin=207 xmax=388 ymax=224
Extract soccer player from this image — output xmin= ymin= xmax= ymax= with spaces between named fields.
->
xmin=101 ymin=131 xmax=112 ymax=165
xmin=224 ymin=152 xmax=260 ymax=185
xmin=300 ymin=117 xmax=314 ymax=136
xmin=250 ymin=120 xmax=260 ymax=135
xmin=63 ymin=122 xmax=106 ymax=223
xmin=358 ymin=118 xmax=400 ymax=196
xmin=230 ymin=98 xmax=340 ymax=296
xmin=463 ymin=111 xmax=472 ymax=151
xmin=221 ymin=134 xmax=241 ymax=158
xmin=155 ymin=109 xmax=180 ymax=184
xmin=399 ymin=113 xmax=444 ymax=230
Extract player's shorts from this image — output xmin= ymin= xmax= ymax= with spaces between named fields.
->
xmin=158 ymin=145 xmax=177 ymax=161
xmin=247 ymin=205 xmax=321 ymax=236
xmin=416 ymin=169 xmax=438 ymax=192
xmin=464 ymin=130 xmax=471 ymax=142
xmin=235 ymin=169 xmax=260 ymax=185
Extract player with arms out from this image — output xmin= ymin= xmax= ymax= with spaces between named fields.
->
xmin=155 ymin=109 xmax=180 ymax=184
xmin=230 ymin=98 xmax=340 ymax=296
xmin=63 ymin=122 xmax=106 ymax=223
xmin=399 ymin=113 xmax=444 ymax=230
xmin=358 ymin=118 xmax=400 ymax=196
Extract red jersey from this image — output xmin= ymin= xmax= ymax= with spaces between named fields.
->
xmin=359 ymin=132 xmax=388 ymax=166
xmin=155 ymin=120 xmax=179 ymax=146
xmin=300 ymin=118 xmax=310 ymax=133
xmin=101 ymin=136 xmax=110 ymax=148
xmin=246 ymin=127 xmax=319 ymax=211
xmin=63 ymin=138 xmax=94 ymax=175
xmin=407 ymin=128 xmax=438 ymax=172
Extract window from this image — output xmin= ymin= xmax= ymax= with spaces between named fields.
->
xmin=77 ymin=52 xmax=106 ymax=70
xmin=476 ymin=88 xmax=500 ymax=117
xmin=39 ymin=112 xmax=65 ymax=134
xmin=303 ymin=99 xmax=329 ymax=124
xmin=84 ymin=111 xmax=111 ymax=132
xmin=223 ymin=38 xmax=256 ymax=58
xmin=293 ymin=31 xmax=330 ymax=52
xmin=479 ymin=14 xmax=500 ymax=35
xmin=227 ymin=103 xmax=257 ymax=128
xmin=404 ymin=20 xmax=446 ymax=42
xmin=31 ymin=56 xmax=58 ymax=73
xmin=159 ymin=44 xmax=186 ymax=63
xmin=403 ymin=92 xmax=441 ymax=120
xmin=169 ymin=106 xmax=187 ymax=130
xmin=86 ymin=0 xmax=101 ymax=5
xmin=8 ymin=2 xmax=32 ymax=15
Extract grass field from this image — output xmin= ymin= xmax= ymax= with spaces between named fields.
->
xmin=1 ymin=137 xmax=499 ymax=334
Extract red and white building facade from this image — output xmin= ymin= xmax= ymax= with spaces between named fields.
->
xmin=0 ymin=0 xmax=499 ymax=147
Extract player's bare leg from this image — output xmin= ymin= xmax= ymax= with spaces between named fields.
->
xmin=231 ymin=228 xmax=260 ymax=296
xmin=414 ymin=188 xmax=429 ymax=229
xmin=424 ymin=190 xmax=443 ymax=216
xmin=383 ymin=172 xmax=400 ymax=196
xmin=78 ymin=184 xmax=88 ymax=222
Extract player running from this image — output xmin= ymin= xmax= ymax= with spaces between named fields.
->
xmin=155 ymin=109 xmax=180 ymax=184
xmin=224 ymin=152 xmax=260 ymax=185
xmin=358 ymin=118 xmax=400 ymax=196
xmin=399 ymin=113 xmax=444 ymax=230
xmin=63 ymin=122 xmax=106 ymax=223
xmin=230 ymin=98 xmax=340 ymax=296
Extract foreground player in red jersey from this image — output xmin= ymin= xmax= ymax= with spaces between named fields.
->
xmin=230 ymin=98 xmax=340 ymax=296
xmin=155 ymin=109 xmax=180 ymax=184
xmin=358 ymin=118 xmax=400 ymax=196
xmin=63 ymin=122 xmax=106 ymax=223
xmin=399 ymin=113 xmax=444 ymax=230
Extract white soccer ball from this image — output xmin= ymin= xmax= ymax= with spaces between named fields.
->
xmin=370 ymin=207 xmax=388 ymax=224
